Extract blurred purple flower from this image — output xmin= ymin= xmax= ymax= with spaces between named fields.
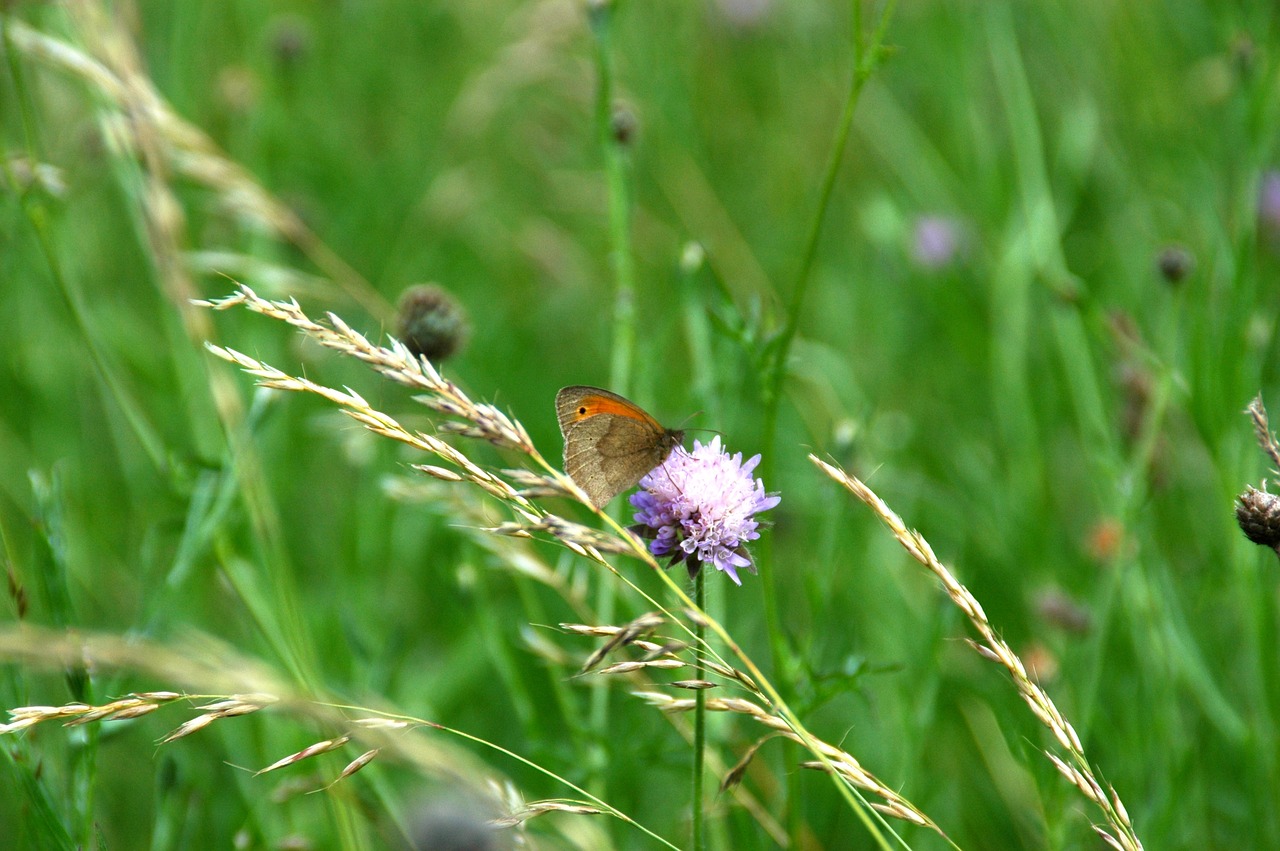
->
xmin=630 ymin=437 xmax=780 ymax=585
xmin=713 ymin=0 xmax=772 ymax=28
xmin=1259 ymin=171 xmax=1280 ymax=244
xmin=911 ymin=215 xmax=965 ymax=270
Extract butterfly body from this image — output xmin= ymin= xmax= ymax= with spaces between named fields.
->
xmin=556 ymin=385 xmax=684 ymax=508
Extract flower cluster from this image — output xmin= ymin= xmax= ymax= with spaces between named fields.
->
xmin=630 ymin=437 xmax=780 ymax=585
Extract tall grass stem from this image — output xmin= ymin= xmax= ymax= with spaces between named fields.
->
xmin=692 ymin=569 xmax=707 ymax=851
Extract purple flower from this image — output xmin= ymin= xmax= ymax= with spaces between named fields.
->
xmin=630 ymin=437 xmax=780 ymax=585
xmin=911 ymin=215 xmax=965 ymax=270
xmin=713 ymin=0 xmax=772 ymax=28
xmin=1259 ymin=171 xmax=1280 ymax=243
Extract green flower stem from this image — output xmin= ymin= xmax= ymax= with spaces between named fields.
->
xmin=755 ymin=6 xmax=897 ymax=840
xmin=759 ymin=0 xmax=899 ymax=614
xmin=568 ymin=503 xmax=898 ymax=848
xmin=588 ymin=0 xmax=639 ymax=795
xmin=692 ymin=569 xmax=707 ymax=851
xmin=589 ymin=1 xmax=638 ymax=396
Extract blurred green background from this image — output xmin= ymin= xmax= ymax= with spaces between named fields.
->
xmin=2 ymin=0 xmax=1279 ymax=848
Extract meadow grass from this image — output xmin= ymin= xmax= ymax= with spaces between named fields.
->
xmin=1 ymin=0 xmax=1278 ymax=848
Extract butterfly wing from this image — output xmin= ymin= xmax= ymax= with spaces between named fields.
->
xmin=556 ymin=386 xmax=682 ymax=507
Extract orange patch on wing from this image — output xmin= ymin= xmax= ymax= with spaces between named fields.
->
xmin=575 ymin=394 xmax=658 ymax=426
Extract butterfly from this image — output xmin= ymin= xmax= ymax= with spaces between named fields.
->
xmin=555 ymin=386 xmax=685 ymax=508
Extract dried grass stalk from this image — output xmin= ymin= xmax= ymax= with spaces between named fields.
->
xmin=634 ymin=690 xmax=938 ymax=831
xmin=1 ymin=692 xmax=182 ymax=734
xmin=492 ymin=800 xmax=607 ymax=828
xmin=196 ymin=286 xmax=652 ymax=570
xmin=257 ymin=736 xmax=352 ymax=775
xmin=190 ymin=288 xmax=933 ymax=839
xmin=329 ymin=749 xmax=380 ymax=787
xmin=811 ymin=455 xmax=1143 ymax=850
xmin=1 ymin=18 xmax=386 ymax=317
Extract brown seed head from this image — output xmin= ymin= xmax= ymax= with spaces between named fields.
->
xmin=268 ymin=14 xmax=313 ymax=66
xmin=396 ymin=284 xmax=469 ymax=363
xmin=1237 ymin=486 xmax=1280 ymax=551
xmin=1156 ymin=245 xmax=1194 ymax=286
xmin=611 ymin=103 xmax=638 ymax=146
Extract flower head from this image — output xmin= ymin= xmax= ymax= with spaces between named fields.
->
xmin=1155 ymin=244 xmax=1194 ymax=286
xmin=630 ymin=437 xmax=780 ymax=585
xmin=1238 ymin=485 xmax=1280 ymax=554
xmin=1260 ymin=171 xmax=1280 ymax=247
xmin=396 ymin=284 xmax=469 ymax=363
xmin=911 ymin=215 xmax=966 ymax=270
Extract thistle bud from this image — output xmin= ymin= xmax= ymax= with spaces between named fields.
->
xmin=1156 ymin=245 xmax=1194 ymax=286
xmin=396 ymin=284 xmax=469 ymax=364
xmin=611 ymin=103 xmax=637 ymax=147
xmin=1237 ymin=486 xmax=1280 ymax=552
xmin=268 ymin=15 xmax=312 ymax=67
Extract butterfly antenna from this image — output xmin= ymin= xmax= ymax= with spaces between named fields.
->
xmin=654 ymin=455 xmax=687 ymax=500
